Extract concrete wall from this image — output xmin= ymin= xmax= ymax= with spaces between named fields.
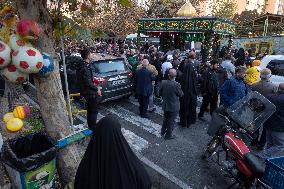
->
xmin=221 ymin=36 xmax=284 ymax=55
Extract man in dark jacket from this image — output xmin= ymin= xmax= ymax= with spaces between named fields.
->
xmin=260 ymin=91 xmax=284 ymax=158
xmin=220 ymin=66 xmax=247 ymax=107
xmin=198 ymin=60 xmax=220 ymax=119
xmin=179 ymin=53 xmax=198 ymax=128
xmin=77 ymin=48 xmax=102 ymax=130
xmin=160 ymin=69 xmax=184 ymax=139
xmin=136 ymin=59 xmax=155 ymax=118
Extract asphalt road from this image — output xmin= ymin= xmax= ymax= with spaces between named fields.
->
xmin=23 ymin=84 xmax=235 ymax=189
xmin=79 ymin=96 xmax=235 ymax=189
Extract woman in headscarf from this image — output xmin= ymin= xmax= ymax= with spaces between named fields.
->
xmin=74 ymin=116 xmax=152 ymax=189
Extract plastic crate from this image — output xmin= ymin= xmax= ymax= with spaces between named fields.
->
xmin=263 ymin=156 xmax=284 ymax=189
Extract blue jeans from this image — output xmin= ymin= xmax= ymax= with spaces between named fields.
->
xmin=258 ymin=129 xmax=284 ymax=159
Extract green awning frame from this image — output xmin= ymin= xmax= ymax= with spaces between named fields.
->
xmin=138 ymin=17 xmax=235 ymax=35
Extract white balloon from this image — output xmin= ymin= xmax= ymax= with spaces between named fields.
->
xmin=12 ymin=46 xmax=44 ymax=74
xmin=8 ymin=34 xmax=32 ymax=51
xmin=0 ymin=63 xmax=28 ymax=83
xmin=0 ymin=41 xmax=11 ymax=69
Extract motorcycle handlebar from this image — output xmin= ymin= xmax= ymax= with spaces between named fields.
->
xmin=218 ymin=113 xmax=255 ymax=141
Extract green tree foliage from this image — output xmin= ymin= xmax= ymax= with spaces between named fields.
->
xmin=211 ymin=0 xmax=237 ymax=19
xmin=146 ymin=0 xmax=186 ymax=18
xmin=233 ymin=10 xmax=260 ymax=24
xmin=47 ymin=0 xmax=144 ymax=38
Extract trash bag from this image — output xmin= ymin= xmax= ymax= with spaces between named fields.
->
xmin=1 ymin=132 xmax=56 ymax=172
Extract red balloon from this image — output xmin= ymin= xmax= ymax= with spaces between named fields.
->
xmin=17 ymin=19 xmax=41 ymax=40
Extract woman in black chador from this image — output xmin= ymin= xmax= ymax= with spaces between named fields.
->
xmin=74 ymin=116 xmax=152 ymax=189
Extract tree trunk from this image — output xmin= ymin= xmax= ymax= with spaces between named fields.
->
xmin=14 ymin=0 xmax=80 ymax=185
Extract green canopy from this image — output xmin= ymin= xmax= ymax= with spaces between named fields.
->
xmin=138 ymin=17 xmax=235 ymax=36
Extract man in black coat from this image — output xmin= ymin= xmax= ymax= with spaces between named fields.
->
xmin=136 ymin=59 xmax=155 ymax=118
xmin=198 ymin=60 xmax=220 ymax=119
xmin=160 ymin=69 xmax=184 ymax=139
xmin=259 ymin=91 xmax=284 ymax=158
xmin=179 ymin=54 xmax=198 ymax=128
xmin=77 ymin=48 xmax=102 ymax=130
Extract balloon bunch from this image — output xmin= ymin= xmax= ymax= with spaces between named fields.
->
xmin=3 ymin=105 xmax=30 ymax=132
xmin=0 ymin=17 xmax=55 ymax=84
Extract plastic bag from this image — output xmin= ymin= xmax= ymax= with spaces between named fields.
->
xmin=1 ymin=132 xmax=56 ymax=172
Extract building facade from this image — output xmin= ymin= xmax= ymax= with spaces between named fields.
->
xmin=198 ymin=0 xmax=283 ymax=16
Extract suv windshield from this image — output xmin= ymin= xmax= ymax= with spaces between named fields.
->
xmin=267 ymin=60 xmax=284 ymax=77
xmin=92 ymin=59 xmax=126 ymax=74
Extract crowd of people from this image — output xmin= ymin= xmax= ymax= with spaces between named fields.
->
xmin=75 ymin=41 xmax=284 ymax=146
xmin=72 ymin=41 xmax=283 ymax=188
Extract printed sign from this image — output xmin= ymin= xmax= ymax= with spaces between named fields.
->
xmin=242 ymin=41 xmax=273 ymax=56
xmin=23 ymin=159 xmax=56 ymax=189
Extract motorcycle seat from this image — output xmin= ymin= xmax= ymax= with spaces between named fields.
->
xmin=243 ymin=152 xmax=265 ymax=178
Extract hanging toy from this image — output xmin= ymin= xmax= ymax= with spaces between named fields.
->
xmin=8 ymin=34 xmax=32 ymax=51
xmin=6 ymin=118 xmax=23 ymax=132
xmin=38 ymin=52 xmax=54 ymax=76
xmin=0 ymin=6 xmax=18 ymax=43
xmin=13 ymin=105 xmax=30 ymax=119
xmin=16 ymin=19 xmax=40 ymax=41
xmin=3 ymin=112 xmax=14 ymax=123
xmin=0 ymin=41 xmax=12 ymax=69
xmin=12 ymin=46 xmax=43 ymax=74
xmin=0 ymin=63 xmax=28 ymax=83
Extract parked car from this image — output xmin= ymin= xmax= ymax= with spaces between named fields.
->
xmin=90 ymin=57 xmax=134 ymax=103
xmin=260 ymin=55 xmax=284 ymax=85
xmin=60 ymin=54 xmax=134 ymax=103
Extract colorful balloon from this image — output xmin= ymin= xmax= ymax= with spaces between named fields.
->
xmin=6 ymin=118 xmax=23 ymax=132
xmin=13 ymin=105 xmax=30 ymax=119
xmin=0 ymin=63 xmax=28 ymax=83
xmin=17 ymin=19 xmax=40 ymax=41
xmin=38 ymin=52 xmax=54 ymax=76
xmin=3 ymin=112 xmax=14 ymax=123
xmin=12 ymin=46 xmax=43 ymax=74
xmin=8 ymin=34 xmax=32 ymax=51
xmin=0 ymin=41 xmax=11 ymax=69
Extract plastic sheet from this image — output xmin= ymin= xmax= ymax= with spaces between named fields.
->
xmin=1 ymin=132 xmax=56 ymax=172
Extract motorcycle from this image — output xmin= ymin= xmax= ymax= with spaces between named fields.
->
xmin=202 ymin=92 xmax=276 ymax=188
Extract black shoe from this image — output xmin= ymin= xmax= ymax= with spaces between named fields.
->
xmin=256 ymin=144 xmax=265 ymax=151
xmin=148 ymin=108 xmax=156 ymax=113
xmin=164 ymin=135 xmax=175 ymax=140
xmin=141 ymin=114 xmax=149 ymax=119
xmin=198 ymin=117 xmax=206 ymax=122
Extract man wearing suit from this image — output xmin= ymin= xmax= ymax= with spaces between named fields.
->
xmin=159 ymin=69 xmax=184 ymax=139
xmin=136 ymin=59 xmax=156 ymax=118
